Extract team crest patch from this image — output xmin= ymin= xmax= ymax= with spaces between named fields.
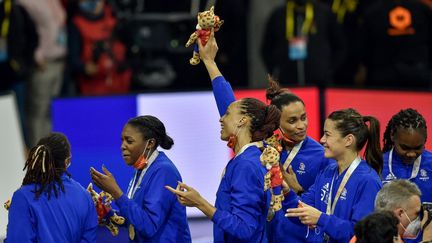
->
xmin=297 ymin=162 xmax=306 ymax=175
xmin=340 ymin=188 xmax=347 ymax=200
xmin=420 ymin=169 xmax=429 ymax=181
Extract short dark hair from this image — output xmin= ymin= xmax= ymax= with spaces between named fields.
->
xmin=127 ymin=115 xmax=174 ymax=150
xmin=355 ymin=210 xmax=399 ymax=243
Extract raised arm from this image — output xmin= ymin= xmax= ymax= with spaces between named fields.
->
xmin=199 ymin=30 xmax=236 ymax=116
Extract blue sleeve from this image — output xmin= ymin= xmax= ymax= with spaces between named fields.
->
xmin=115 ymin=166 xmax=178 ymax=238
xmin=5 ymin=190 xmax=36 ymax=242
xmin=81 ymin=193 xmax=98 ymax=242
xmin=300 ymin=177 xmax=318 ymax=206
xmin=316 ymin=178 xmax=381 ymax=241
xmin=211 ymin=76 xmax=236 ymax=117
xmin=211 ymin=161 xmax=265 ymax=241
xmin=281 ymin=190 xmax=303 ymax=225
xmin=282 ymin=173 xmax=320 ymax=226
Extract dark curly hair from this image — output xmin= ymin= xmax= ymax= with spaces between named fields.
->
xmin=383 ymin=108 xmax=427 ymax=153
xmin=355 ymin=210 xmax=399 ymax=243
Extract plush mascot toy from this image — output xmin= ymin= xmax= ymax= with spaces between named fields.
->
xmin=185 ymin=6 xmax=224 ymax=65
xmin=87 ymin=183 xmax=125 ymax=236
xmin=260 ymin=135 xmax=284 ymax=221
xmin=265 ymin=134 xmax=283 ymax=153
xmin=4 ymin=199 xmax=10 ymax=210
xmin=260 ymin=145 xmax=284 ymax=210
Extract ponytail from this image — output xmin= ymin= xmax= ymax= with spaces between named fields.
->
xmin=328 ymin=109 xmax=382 ymax=174
xmin=363 ymin=116 xmax=383 ymax=175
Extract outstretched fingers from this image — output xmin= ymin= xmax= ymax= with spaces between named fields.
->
xmin=102 ymin=165 xmax=112 ymax=176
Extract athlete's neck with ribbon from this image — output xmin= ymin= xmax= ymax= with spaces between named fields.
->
xmin=336 ymin=150 xmax=359 ymax=174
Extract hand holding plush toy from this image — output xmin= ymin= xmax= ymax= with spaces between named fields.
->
xmin=87 ymin=183 xmax=125 ymax=236
xmin=185 ymin=6 xmax=224 ymax=65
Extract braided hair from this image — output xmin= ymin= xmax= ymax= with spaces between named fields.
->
xmin=22 ymin=132 xmax=71 ymax=199
xmin=240 ymin=98 xmax=281 ymax=141
xmin=383 ymin=108 xmax=427 ymax=153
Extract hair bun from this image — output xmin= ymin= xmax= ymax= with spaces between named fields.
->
xmin=160 ymin=135 xmax=174 ymax=150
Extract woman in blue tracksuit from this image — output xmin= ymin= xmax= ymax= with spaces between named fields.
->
xmin=284 ymin=108 xmax=383 ymax=243
xmin=90 ymin=115 xmax=191 ymax=242
xmin=204 ymin=30 xmax=333 ymax=242
xmin=382 ymin=108 xmax=432 ymax=203
xmin=166 ymin=30 xmax=280 ymax=243
xmin=6 ymin=132 xmax=97 ymax=243
xmin=381 ymin=109 xmax=431 ymax=243
xmin=266 ymin=73 xmax=335 ymax=243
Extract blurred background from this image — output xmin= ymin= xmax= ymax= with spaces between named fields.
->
xmin=0 ymin=0 xmax=431 ymax=241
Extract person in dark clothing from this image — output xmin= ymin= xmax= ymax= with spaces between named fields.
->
xmin=320 ymin=0 xmax=377 ymax=85
xmin=360 ymin=0 xmax=432 ymax=90
xmin=0 ymin=0 xmax=35 ymax=90
xmin=261 ymin=0 xmax=346 ymax=88
xmin=68 ymin=0 xmax=131 ymax=95
xmin=0 ymin=0 xmax=36 ymax=146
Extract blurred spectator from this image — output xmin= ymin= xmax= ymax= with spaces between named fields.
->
xmin=353 ymin=210 xmax=402 ymax=243
xmin=110 ymin=0 xmax=248 ymax=91
xmin=17 ymin=0 xmax=67 ymax=147
xmin=112 ymin=0 xmax=192 ymax=14
xmin=360 ymin=0 xmax=432 ymax=90
xmin=213 ymin=1 xmax=249 ymax=87
xmin=68 ymin=0 xmax=131 ymax=95
xmin=0 ymin=0 xmax=36 ymax=146
xmin=320 ymin=0 xmax=376 ymax=86
xmin=261 ymin=0 xmax=346 ymax=88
